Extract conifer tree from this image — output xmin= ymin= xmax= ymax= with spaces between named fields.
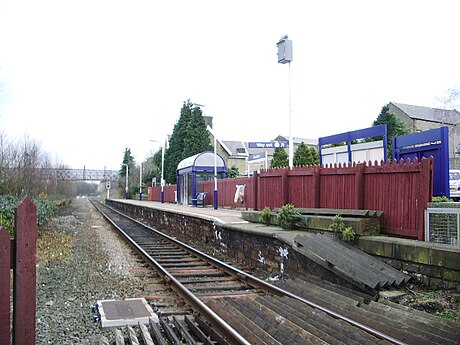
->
xmin=164 ymin=100 xmax=212 ymax=183
xmin=271 ymin=147 xmax=289 ymax=168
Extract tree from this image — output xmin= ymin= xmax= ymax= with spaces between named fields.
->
xmin=164 ymin=100 xmax=212 ymax=184
xmin=119 ymin=148 xmax=135 ymax=198
xmin=372 ymin=104 xmax=409 ymax=159
xmin=271 ymin=147 xmax=289 ymax=168
xmin=293 ymin=142 xmax=319 ymax=166
xmin=227 ymin=165 xmax=239 ymax=178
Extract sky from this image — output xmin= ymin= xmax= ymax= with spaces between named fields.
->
xmin=0 ymin=0 xmax=459 ymax=170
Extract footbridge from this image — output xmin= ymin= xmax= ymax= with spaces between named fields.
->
xmin=40 ymin=168 xmax=119 ymax=181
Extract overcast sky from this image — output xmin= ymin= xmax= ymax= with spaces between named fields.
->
xmin=0 ymin=0 xmax=459 ymax=170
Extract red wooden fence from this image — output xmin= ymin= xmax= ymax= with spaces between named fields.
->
xmin=148 ymin=157 xmax=433 ymax=240
xmin=0 ymin=197 xmax=37 ymax=345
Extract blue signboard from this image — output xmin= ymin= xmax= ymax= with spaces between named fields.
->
xmin=248 ymin=152 xmax=267 ymax=162
xmin=393 ymin=126 xmax=449 ymax=198
xmin=248 ymin=141 xmax=288 ymax=149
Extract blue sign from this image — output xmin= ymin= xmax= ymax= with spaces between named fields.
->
xmin=248 ymin=152 xmax=267 ymax=162
xmin=248 ymin=141 xmax=288 ymax=149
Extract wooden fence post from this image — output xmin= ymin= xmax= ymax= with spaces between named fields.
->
xmin=253 ymin=171 xmax=259 ymax=210
xmin=282 ymin=168 xmax=289 ymax=205
xmin=13 ymin=197 xmax=37 ymax=345
xmin=354 ymin=163 xmax=365 ymax=210
xmin=0 ymin=227 xmax=11 ymax=345
xmin=313 ymin=167 xmax=321 ymax=208
xmin=418 ymin=157 xmax=434 ymax=240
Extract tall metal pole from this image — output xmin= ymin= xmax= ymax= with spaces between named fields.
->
xmin=277 ymin=35 xmax=293 ymax=169
xmin=139 ymin=162 xmax=142 ymax=201
xmin=214 ymin=134 xmax=218 ymax=209
xmin=161 ymin=139 xmax=165 ymax=203
xmin=122 ymin=163 xmax=129 ymax=199
xmin=288 ymin=61 xmax=293 ymax=169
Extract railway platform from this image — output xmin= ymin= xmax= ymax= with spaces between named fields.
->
xmin=109 ymin=199 xmax=460 ymax=292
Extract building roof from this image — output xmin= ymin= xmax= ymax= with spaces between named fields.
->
xmin=274 ymin=135 xmax=318 ymax=146
xmin=391 ymin=102 xmax=460 ymax=125
xmin=221 ymin=140 xmax=248 ymax=157
xmin=177 ymin=151 xmax=225 ymax=172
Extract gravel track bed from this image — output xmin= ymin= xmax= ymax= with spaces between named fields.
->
xmin=36 ymin=198 xmax=146 ymax=344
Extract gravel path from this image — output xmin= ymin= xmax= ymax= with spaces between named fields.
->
xmin=36 ymin=197 xmax=145 ymax=344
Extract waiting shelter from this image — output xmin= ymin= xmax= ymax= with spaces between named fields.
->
xmin=176 ymin=151 xmax=227 ymax=206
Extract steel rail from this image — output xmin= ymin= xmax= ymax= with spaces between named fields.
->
xmin=92 ymin=200 xmax=407 ymax=345
xmin=91 ymin=199 xmax=251 ymax=345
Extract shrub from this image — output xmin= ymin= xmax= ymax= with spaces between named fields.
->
xmin=277 ymin=204 xmax=300 ymax=230
xmin=432 ymin=196 xmax=452 ymax=202
xmin=259 ymin=207 xmax=272 ymax=225
xmin=330 ymin=214 xmax=356 ymax=242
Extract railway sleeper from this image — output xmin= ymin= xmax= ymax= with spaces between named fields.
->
xmin=206 ymin=298 xmax=282 ymax=345
xmin=99 ymin=314 xmax=230 ymax=345
xmin=260 ymin=295 xmax=386 ymax=345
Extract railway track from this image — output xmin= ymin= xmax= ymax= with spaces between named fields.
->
xmin=91 ymin=199 xmax=460 ymax=345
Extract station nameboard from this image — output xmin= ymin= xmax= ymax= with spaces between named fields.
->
xmin=248 ymin=141 xmax=288 ymax=149
xmin=248 ymin=152 xmax=267 ymax=162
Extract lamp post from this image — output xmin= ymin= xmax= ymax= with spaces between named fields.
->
xmin=151 ymin=138 xmax=166 ymax=203
xmin=161 ymin=138 xmax=165 ymax=203
xmin=122 ymin=163 xmax=129 ymax=199
xmin=277 ymin=35 xmax=293 ymax=168
xmin=214 ymin=130 xmax=218 ymax=210
xmin=139 ymin=162 xmax=143 ymax=201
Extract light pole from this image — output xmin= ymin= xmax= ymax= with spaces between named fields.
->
xmin=122 ymin=163 xmax=129 ymax=199
xmin=161 ymin=138 xmax=165 ymax=203
xmin=214 ymin=130 xmax=218 ymax=210
xmin=139 ymin=162 xmax=143 ymax=201
xmin=277 ymin=35 xmax=293 ymax=168
xmin=151 ymin=138 xmax=166 ymax=203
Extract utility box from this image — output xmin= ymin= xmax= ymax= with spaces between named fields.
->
xmin=277 ymin=36 xmax=293 ymax=64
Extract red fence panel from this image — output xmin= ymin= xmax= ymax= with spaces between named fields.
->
xmin=363 ymin=157 xmax=433 ymax=240
xmin=13 ymin=197 xmax=37 ymax=345
xmin=0 ymin=227 xmax=10 ymax=345
xmin=146 ymin=157 xmax=432 ymax=240
xmin=148 ymin=185 xmax=176 ymax=203
xmin=257 ymin=168 xmax=288 ymax=210
xmin=202 ymin=176 xmax=253 ymax=208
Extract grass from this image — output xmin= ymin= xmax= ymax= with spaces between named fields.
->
xmin=36 ymin=230 xmax=74 ymax=263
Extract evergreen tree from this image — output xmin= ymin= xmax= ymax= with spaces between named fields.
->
xmin=293 ymin=142 xmax=311 ymax=166
xmin=119 ymin=148 xmax=135 ymax=198
xmin=271 ymin=147 xmax=289 ymax=168
xmin=294 ymin=142 xmax=320 ymax=166
xmin=227 ymin=165 xmax=239 ymax=178
xmin=372 ymin=104 xmax=410 ymax=159
xmin=164 ymin=100 xmax=212 ymax=184
xmin=309 ymin=147 xmax=319 ymax=165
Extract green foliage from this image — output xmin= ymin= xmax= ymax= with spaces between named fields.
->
xmin=432 ymin=196 xmax=452 ymax=202
xmin=294 ymin=142 xmax=320 ymax=166
xmin=34 ymin=197 xmax=58 ymax=228
xmin=164 ymin=100 xmax=213 ymax=184
xmin=271 ymin=147 xmax=289 ymax=168
xmin=259 ymin=206 xmax=272 ymax=225
xmin=277 ymin=204 xmax=300 ymax=230
xmin=119 ymin=148 xmax=136 ymax=198
xmin=0 ymin=195 xmax=59 ymax=236
xmin=0 ymin=195 xmax=17 ymax=234
xmin=371 ymin=104 xmax=410 ymax=160
xmin=227 ymin=166 xmax=240 ymax=178
xmin=330 ymin=214 xmax=356 ymax=242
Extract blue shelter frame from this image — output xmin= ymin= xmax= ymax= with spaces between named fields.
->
xmin=176 ymin=151 xmax=227 ymax=206
xmin=393 ymin=126 xmax=449 ymax=197
xmin=318 ymin=125 xmax=388 ymax=165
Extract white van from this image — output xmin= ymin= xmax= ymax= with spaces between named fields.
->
xmin=449 ymin=170 xmax=460 ymax=201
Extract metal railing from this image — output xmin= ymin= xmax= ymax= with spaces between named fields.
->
xmin=425 ymin=202 xmax=460 ymax=247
